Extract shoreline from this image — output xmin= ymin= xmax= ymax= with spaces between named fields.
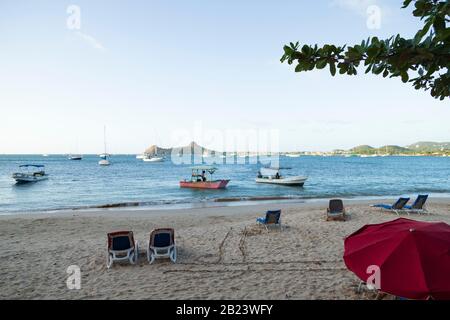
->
xmin=2 ymin=193 xmax=450 ymax=216
xmin=1 ymin=196 xmax=450 ymax=219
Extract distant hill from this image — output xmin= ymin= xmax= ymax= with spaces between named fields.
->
xmin=346 ymin=141 xmax=450 ymax=155
xmin=143 ymin=141 xmax=219 ymax=157
xmin=350 ymin=145 xmax=376 ymax=154
xmin=406 ymin=141 xmax=450 ymax=153
xmin=379 ymin=145 xmax=412 ymax=154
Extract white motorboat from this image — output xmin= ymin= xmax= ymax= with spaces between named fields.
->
xmin=143 ymin=146 xmax=164 ymax=162
xmin=143 ymin=156 xmax=164 ymax=162
xmin=99 ymin=126 xmax=110 ymax=166
xmin=12 ymin=164 xmax=48 ymax=183
xmin=136 ymin=154 xmax=145 ymax=159
xmin=255 ymin=167 xmax=307 ymax=186
xmin=68 ymin=155 xmax=82 ymax=160
xmin=285 ymin=153 xmax=301 ymax=158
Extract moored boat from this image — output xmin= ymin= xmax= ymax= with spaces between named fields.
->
xmin=12 ymin=164 xmax=48 ymax=183
xmin=180 ymin=166 xmax=230 ymax=189
xmin=143 ymin=155 xmax=164 ymax=162
xmin=98 ymin=126 xmax=110 ymax=166
xmin=68 ymin=155 xmax=82 ymax=160
xmin=255 ymin=167 xmax=307 ymax=186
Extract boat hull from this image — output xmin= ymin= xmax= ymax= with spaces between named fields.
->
xmin=99 ymin=160 xmax=110 ymax=166
xmin=179 ymin=180 xmax=230 ymax=189
xmin=255 ymin=176 xmax=307 ymax=186
xmin=143 ymin=157 xmax=164 ymax=162
xmin=12 ymin=173 xmax=48 ymax=183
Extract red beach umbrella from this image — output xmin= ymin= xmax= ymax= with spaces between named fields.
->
xmin=344 ymin=218 xmax=450 ymax=300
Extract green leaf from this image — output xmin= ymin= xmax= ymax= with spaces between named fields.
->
xmin=401 ymin=71 xmax=409 ymax=83
xmin=316 ymin=59 xmax=328 ymax=69
xmin=329 ymin=62 xmax=336 ymax=76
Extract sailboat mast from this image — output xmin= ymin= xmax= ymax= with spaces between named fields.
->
xmin=104 ymin=126 xmax=107 ymax=155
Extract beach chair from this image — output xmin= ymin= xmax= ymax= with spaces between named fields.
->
xmin=107 ymin=231 xmax=139 ymax=268
xmin=147 ymin=228 xmax=177 ymax=264
xmin=256 ymin=210 xmax=282 ymax=231
xmin=404 ymin=195 xmax=429 ymax=215
xmin=326 ymin=199 xmax=346 ymax=221
xmin=370 ymin=197 xmax=410 ymax=215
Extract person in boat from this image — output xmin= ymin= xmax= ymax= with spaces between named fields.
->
xmin=275 ymin=172 xmax=280 ymax=179
xmin=201 ymin=170 xmax=206 ymax=182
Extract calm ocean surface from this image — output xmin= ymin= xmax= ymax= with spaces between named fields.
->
xmin=0 ymin=155 xmax=449 ymax=213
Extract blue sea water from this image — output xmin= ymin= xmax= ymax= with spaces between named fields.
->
xmin=0 ymin=155 xmax=449 ymax=213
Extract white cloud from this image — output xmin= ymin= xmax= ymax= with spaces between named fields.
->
xmin=74 ymin=31 xmax=106 ymax=51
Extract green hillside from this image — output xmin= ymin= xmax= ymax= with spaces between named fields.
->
xmin=349 ymin=145 xmax=376 ymax=154
xmin=346 ymin=142 xmax=450 ymax=155
xmin=407 ymin=141 xmax=450 ymax=153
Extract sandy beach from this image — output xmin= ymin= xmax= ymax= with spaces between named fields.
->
xmin=0 ymin=198 xmax=449 ymax=300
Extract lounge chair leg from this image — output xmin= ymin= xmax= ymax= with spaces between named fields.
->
xmin=357 ymin=281 xmax=363 ymax=293
xmin=107 ymin=253 xmax=113 ymax=269
xmin=170 ymin=247 xmax=177 ymax=263
xmin=148 ymin=247 xmax=155 ymax=264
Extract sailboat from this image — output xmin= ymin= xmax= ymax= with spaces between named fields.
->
xmin=99 ymin=126 xmax=110 ymax=166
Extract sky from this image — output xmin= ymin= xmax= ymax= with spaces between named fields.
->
xmin=0 ymin=0 xmax=449 ymax=154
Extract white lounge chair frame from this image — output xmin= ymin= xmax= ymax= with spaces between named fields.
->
xmin=147 ymin=229 xmax=177 ymax=264
xmin=106 ymin=232 xmax=139 ymax=268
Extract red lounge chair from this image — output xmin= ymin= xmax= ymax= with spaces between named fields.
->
xmin=107 ymin=231 xmax=139 ymax=268
xmin=147 ymin=228 xmax=177 ymax=264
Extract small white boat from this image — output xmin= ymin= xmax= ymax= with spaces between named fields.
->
xmin=255 ymin=167 xmax=307 ymax=186
xmin=68 ymin=155 xmax=82 ymax=160
xmin=136 ymin=154 xmax=145 ymax=159
xmin=143 ymin=156 xmax=164 ymax=162
xmin=12 ymin=164 xmax=48 ymax=183
xmin=285 ymin=153 xmax=301 ymax=158
xmin=99 ymin=158 xmax=110 ymax=166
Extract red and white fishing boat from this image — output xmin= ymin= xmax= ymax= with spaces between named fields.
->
xmin=179 ymin=166 xmax=230 ymax=189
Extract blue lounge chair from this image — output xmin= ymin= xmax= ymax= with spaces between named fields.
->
xmin=257 ymin=210 xmax=282 ymax=231
xmin=404 ymin=195 xmax=429 ymax=214
xmin=327 ymin=199 xmax=347 ymax=221
xmin=371 ymin=197 xmax=410 ymax=215
xmin=107 ymin=231 xmax=139 ymax=268
xmin=147 ymin=228 xmax=177 ymax=264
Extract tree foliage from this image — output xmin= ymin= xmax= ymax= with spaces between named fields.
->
xmin=281 ymin=0 xmax=450 ymax=100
